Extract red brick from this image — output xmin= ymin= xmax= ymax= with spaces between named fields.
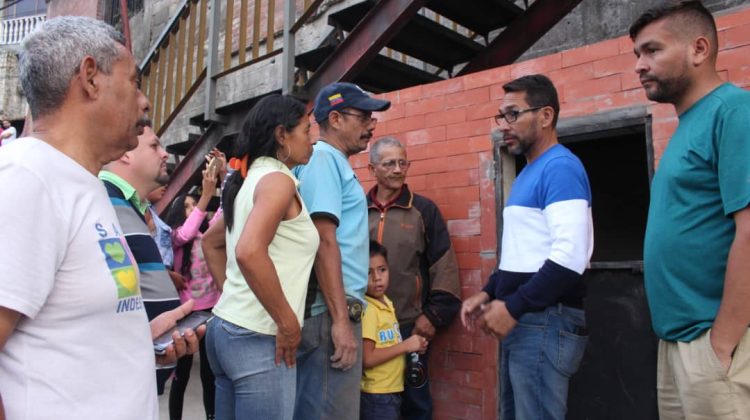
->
xmin=447 ymin=218 xmax=481 ymax=237
xmin=452 ymin=236 xmax=481 ymax=254
xmin=425 ymin=108 xmax=467 ymax=128
xmin=559 ymin=100 xmax=601 ymax=119
xmin=446 ymin=119 xmax=492 ymax=140
xmin=445 ymin=87 xmax=490 ymax=109
xmin=716 ymin=5 xmax=750 ymax=31
xmin=729 ymin=66 xmax=750 ymax=87
xmin=405 ymin=96 xmax=446 ymax=116
xmin=433 ymin=382 xmax=484 ymax=405
xmin=442 ymin=334 xmax=475 ymax=353
xmin=547 ymin=62 xmax=595 ymax=88
xmin=406 ymin=174 xmax=427 ymax=192
xmin=459 ymin=270 xmax=482 ymax=289
xmin=652 ymin=119 xmax=678 ymax=144
xmin=396 ymin=84 xmax=423 ymax=103
xmin=411 ymin=154 xmax=479 ymax=177
xmin=618 ymin=35 xmax=635 ymax=54
xmin=650 ymin=103 xmax=676 ymax=120
xmin=510 ymin=53 xmax=563 ymax=79
xmin=457 ymin=252 xmax=482 ymax=269
xmin=592 ymin=53 xmax=637 ymax=78
xmin=349 ymin=153 xmax=369 ymax=169
xmin=463 ymin=66 xmax=511 ymax=90
xmin=490 ymin=83 xmax=506 ymax=100
xmin=378 ymin=102 xmax=405 ymax=122
xmin=444 ymin=350 xmax=484 ymax=371
xmin=425 ymin=170 xmax=476 ymax=189
xmin=403 ymin=126 xmax=446 ymax=146
xmin=466 ymin=101 xmax=499 ymax=121
xmin=440 ymin=203 xmax=471 ymax=220
xmin=621 ymin=68 xmax=642 ymax=90
xmin=432 ymin=400 xmax=483 ymax=420
xmin=597 ymin=88 xmax=649 ymax=111
xmin=562 ymin=74 xmax=621 ymax=101
xmin=562 ymin=38 xmax=620 ymax=67
xmin=422 ymin=77 xmax=464 ymax=98
xmin=386 ymin=115 xmax=425 ymax=133
xmin=717 ymin=44 xmax=750 ymax=71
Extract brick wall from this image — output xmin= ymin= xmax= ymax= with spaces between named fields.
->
xmin=349 ymin=5 xmax=750 ymax=419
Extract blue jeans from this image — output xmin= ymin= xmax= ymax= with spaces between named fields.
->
xmin=206 ymin=317 xmax=296 ymax=420
xmin=500 ymin=304 xmax=587 ymax=420
xmin=360 ymin=392 xmax=401 ymax=420
xmin=399 ymin=323 xmax=433 ymax=420
xmin=293 ymin=311 xmax=363 ymax=420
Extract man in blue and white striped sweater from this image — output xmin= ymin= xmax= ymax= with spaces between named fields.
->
xmin=461 ymin=74 xmax=593 ymax=420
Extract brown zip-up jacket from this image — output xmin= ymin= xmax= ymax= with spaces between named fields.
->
xmin=367 ymin=184 xmax=461 ymax=328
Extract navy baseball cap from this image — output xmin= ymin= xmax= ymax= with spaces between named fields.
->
xmin=313 ymin=82 xmax=391 ymax=123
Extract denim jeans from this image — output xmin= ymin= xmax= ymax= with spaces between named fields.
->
xmin=206 ymin=317 xmax=296 ymax=420
xmin=399 ymin=323 xmax=432 ymax=420
xmin=360 ymin=392 xmax=401 ymax=420
xmin=293 ymin=311 xmax=363 ymax=420
xmin=500 ymin=304 xmax=587 ymax=420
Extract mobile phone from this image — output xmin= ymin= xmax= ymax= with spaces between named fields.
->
xmin=153 ymin=311 xmax=214 ymax=355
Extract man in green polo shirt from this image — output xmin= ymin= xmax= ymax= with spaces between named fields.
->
xmin=100 ymin=123 xmax=182 ymax=394
xmin=631 ymin=2 xmax=750 ymax=418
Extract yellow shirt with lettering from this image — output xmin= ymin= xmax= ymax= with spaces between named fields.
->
xmin=360 ymin=294 xmax=405 ymax=393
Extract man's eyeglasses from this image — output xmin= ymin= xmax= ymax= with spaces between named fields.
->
xmin=378 ymin=159 xmax=410 ymax=170
xmin=494 ymin=107 xmax=543 ymax=125
xmin=338 ymin=110 xmax=377 ymax=124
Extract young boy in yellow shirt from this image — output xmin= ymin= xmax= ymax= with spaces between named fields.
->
xmin=360 ymin=241 xmax=428 ymax=420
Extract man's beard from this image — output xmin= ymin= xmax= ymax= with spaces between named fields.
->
xmin=155 ymin=173 xmax=169 ymax=186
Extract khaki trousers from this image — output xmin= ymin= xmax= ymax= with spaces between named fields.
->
xmin=657 ymin=328 xmax=750 ymax=420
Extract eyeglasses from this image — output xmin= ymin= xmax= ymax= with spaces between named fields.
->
xmin=494 ymin=107 xmax=543 ymax=125
xmin=378 ymin=159 xmax=410 ymax=170
xmin=338 ymin=110 xmax=377 ymax=125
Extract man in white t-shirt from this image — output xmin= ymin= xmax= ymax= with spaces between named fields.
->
xmin=0 ymin=16 xmax=200 ymax=419
xmin=0 ymin=120 xmax=16 ymax=146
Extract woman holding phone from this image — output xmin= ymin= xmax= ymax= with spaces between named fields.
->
xmin=205 ymin=94 xmax=319 ymax=420
xmin=165 ymin=163 xmax=222 ymax=420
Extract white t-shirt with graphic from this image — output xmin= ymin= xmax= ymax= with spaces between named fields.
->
xmin=0 ymin=138 xmax=158 ymax=419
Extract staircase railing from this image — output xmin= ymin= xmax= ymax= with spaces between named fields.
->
xmin=139 ymin=0 xmax=323 ymax=136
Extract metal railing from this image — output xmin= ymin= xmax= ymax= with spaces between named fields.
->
xmin=0 ymin=14 xmax=45 ymax=45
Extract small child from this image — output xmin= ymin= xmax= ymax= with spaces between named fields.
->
xmin=360 ymin=240 xmax=428 ymax=420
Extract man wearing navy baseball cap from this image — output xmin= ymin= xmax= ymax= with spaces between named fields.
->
xmin=293 ymin=82 xmax=390 ymax=419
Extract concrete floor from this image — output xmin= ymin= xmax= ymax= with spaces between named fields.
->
xmin=158 ymin=355 xmax=210 ymax=420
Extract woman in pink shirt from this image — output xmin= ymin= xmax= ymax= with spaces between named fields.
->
xmin=166 ymin=167 xmax=221 ymax=420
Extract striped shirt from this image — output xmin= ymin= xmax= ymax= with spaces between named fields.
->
xmin=100 ymin=171 xmax=180 ymax=320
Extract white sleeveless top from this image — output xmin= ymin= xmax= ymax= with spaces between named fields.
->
xmin=214 ymin=157 xmax=320 ymax=335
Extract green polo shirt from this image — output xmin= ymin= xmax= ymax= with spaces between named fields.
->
xmin=98 ymin=170 xmax=149 ymax=215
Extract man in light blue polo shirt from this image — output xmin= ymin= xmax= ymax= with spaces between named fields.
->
xmin=293 ymin=82 xmax=390 ymax=420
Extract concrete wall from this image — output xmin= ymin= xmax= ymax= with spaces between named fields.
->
xmin=129 ymin=0 xmax=182 ymax=63
xmin=349 ymin=5 xmax=750 ymax=418
xmin=518 ymin=0 xmax=750 ymax=61
xmin=0 ymin=47 xmax=26 ymax=121
xmin=46 ymin=0 xmax=105 ymax=19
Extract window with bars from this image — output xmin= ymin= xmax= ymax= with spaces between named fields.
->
xmin=105 ymin=0 xmax=145 ymax=27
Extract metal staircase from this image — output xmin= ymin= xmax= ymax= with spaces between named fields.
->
xmin=144 ymin=0 xmax=583 ymax=213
